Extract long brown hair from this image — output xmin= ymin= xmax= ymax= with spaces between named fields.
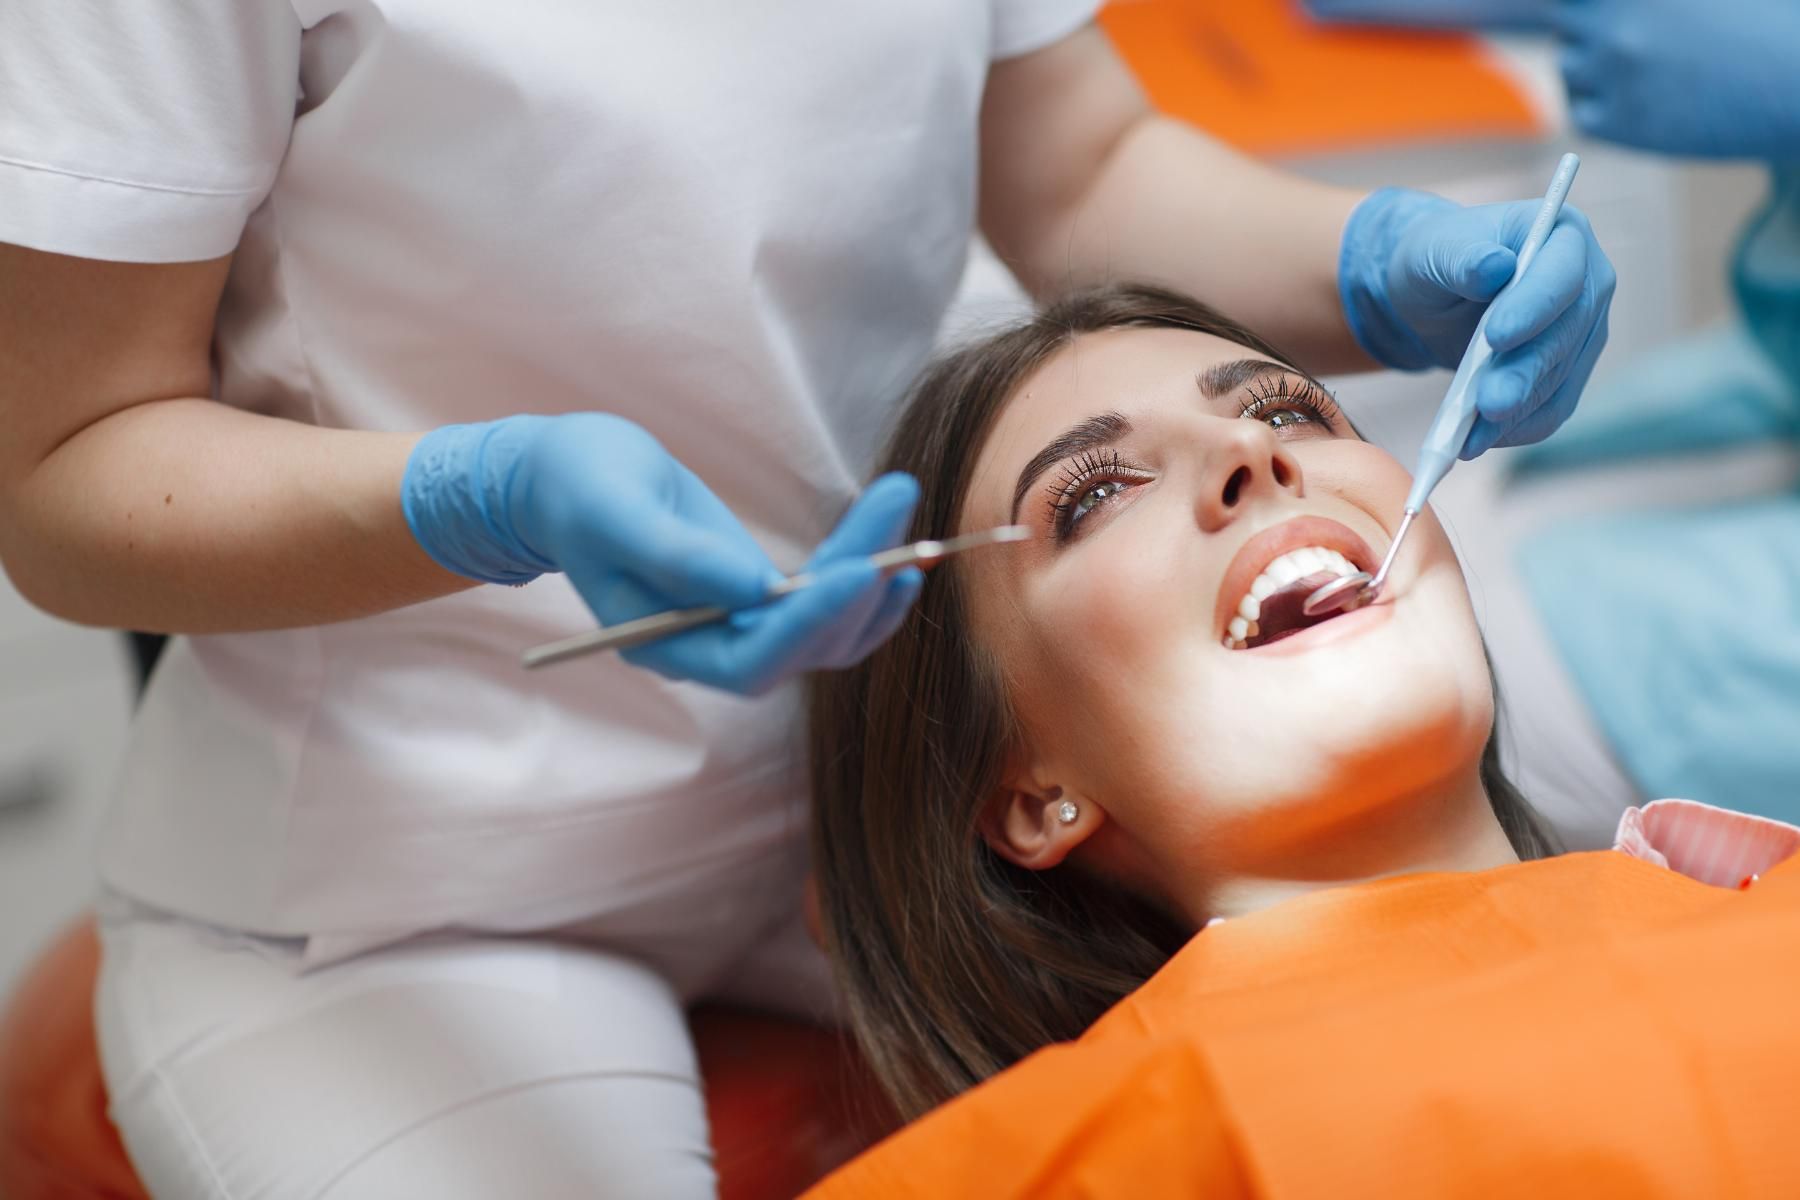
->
xmin=808 ymin=284 xmax=1556 ymax=1121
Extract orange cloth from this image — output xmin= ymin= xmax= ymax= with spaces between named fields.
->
xmin=1100 ymin=0 xmax=1544 ymax=156
xmin=808 ymin=851 xmax=1800 ymax=1197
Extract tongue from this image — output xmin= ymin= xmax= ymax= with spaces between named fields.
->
xmin=1248 ymin=572 xmax=1341 ymax=648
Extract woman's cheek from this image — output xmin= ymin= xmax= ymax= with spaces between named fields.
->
xmin=1010 ymin=578 xmax=1160 ymax=742
xmin=1300 ymin=443 xmax=1412 ymax=510
xmin=1059 ymin=551 xmax=1188 ymax=669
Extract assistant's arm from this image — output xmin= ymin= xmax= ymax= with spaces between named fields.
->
xmin=977 ymin=25 xmax=1367 ymax=370
xmin=0 ymin=244 xmax=469 ymax=632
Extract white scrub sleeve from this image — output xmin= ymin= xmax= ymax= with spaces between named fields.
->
xmin=990 ymin=0 xmax=1105 ymax=61
xmin=0 ymin=3 xmax=302 ymax=263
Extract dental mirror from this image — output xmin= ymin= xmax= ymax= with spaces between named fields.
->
xmin=1301 ymin=510 xmax=1414 ymax=618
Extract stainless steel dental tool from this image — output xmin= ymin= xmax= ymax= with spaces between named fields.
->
xmin=521 ymin=524 xmax=1032 ymax=669
xmin=1304 ymin=152 xmax=1582 ymax=620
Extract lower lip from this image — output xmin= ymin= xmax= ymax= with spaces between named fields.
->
xmin=1240 ymin=599 xmax=1395 ymax=657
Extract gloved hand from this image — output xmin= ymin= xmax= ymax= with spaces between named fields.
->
xmin=1555 ymin=0 xmax=1800 ymax=159
xmin=1340 ymin=187 xmax=1615 ymax=457
xmin=402 ymin=413 xmax=922 ymax=695
xmin=1300 ymin=0 xmax=1551 ymax=30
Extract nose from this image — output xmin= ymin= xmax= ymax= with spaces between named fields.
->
xmin=1194 ymin=420 xmax=1303 ymax=533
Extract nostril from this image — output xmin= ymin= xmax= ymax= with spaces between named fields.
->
xmin=1221 ymin=465 xmax=1251 ymax=507
xmin=1271 ymin=456 xmax=1292 ymax=488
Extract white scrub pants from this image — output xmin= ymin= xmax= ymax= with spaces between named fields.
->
xmin=94 ymin=873 xmax=832 ymax=1200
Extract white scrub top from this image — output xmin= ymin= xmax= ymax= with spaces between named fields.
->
xmin=0 ymin=0 xmax=1099 ymax=940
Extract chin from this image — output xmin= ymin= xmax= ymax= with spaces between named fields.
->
xmin=1201 ymin=686 xmax=1492 ymax=865
xmin=1226 ymin=605 xmax=1494 ymax=826
xmin=1335 ymin=677 xmax=1491 ymax=796
xmin=1324 ymin=618 xmax=1493 ymax=790
xmin=1247 ymin=604 xmax=1489 ymax=743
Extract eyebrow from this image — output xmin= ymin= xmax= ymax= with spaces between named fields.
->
xmin=1197 ymin=357 xmax=1295 ymax=399
xmin=1009 ymin=411 xmax=1132 ymax=524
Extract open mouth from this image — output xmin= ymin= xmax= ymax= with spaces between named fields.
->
xmin=1217 ymin=518 xmax=1378 ymax=651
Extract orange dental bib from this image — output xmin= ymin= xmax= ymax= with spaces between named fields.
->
xmin=810 ymin=851 xmax=1800 ymax=1198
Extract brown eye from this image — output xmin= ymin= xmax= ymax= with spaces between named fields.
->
xmin=1071 ymin=478 xmax=1132 ymax=524
xmin=1263 ymin=409 xmax=1317 ymax=430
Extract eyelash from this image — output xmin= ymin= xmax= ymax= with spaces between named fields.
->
xmin=1045 ymin=448 xmax=1145 ymax=541
xmin=1238 ymin=374 xmax=1342 ymax=428
xmin=1042 ymin=374 xmax=1341 ymax=542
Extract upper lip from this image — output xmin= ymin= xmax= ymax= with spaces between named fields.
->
xmin=1214 ymin=515 xmax=1379 ymax=641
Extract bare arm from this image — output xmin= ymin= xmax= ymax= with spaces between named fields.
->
xmin=978 ymin=25 xmax=1372 ymax=372
xmin=0 ymin=244 xmax=471 ymax=633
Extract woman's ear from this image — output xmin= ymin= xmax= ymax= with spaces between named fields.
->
xmin=980 ymin=781 xmax=1102 ymax=871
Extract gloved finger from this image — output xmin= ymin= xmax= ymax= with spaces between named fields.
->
xmin=1547 ymin=1 xmax=1608 ymax=49
xmin=833 ymin=566 xmax=925 ymax=669
xmin=1417 ymin=235 xmax=1516 ymax=304
xmin=565 ymin=562 xmax=725 ymax=680
xmin=715 ymin=558 xmax=888 ymax=695
xmin=568 ymin=563 xmax=674 ymax=628
xmin=616 ymin=558 xmax=883 ymax=693
xmin=1473 ymin=286 xmax=1594 ymax=431
xmin=1470 ymin=371 xmax=1581 ymax=458
xmin=1482 ymin=220 xmax=1589 ymax=352
xmin=581 ymin=473 xmax=781 ymax=609
xmin=1552 ymin=7 xmax=1634 ymax=132
xmin=1491 ymin=313 xmax=1608 ymax=449
xmin=1460 ymin=412 xmax=1505 ymax=461
xmin=1556 ymin=37 xmax=1600 ymax=99
xmin=1461 ymin=309 xmax=1606 ymax=458
xmin=806 ymin=473 xmax=921 ymax=569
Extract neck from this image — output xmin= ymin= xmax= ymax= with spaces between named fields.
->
xmin=1199 ymin=767 xmax=1520 ymax=924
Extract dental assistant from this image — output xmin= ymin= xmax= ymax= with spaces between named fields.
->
xmin=0 ymin=4 xmax=1612 ymax=1197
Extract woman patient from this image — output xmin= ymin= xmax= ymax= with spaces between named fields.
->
xmin=806 ymin=285 xmax=1800 ymax=1196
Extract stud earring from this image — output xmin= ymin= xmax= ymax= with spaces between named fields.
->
xmin=1055 ymin=799 xmax=1079 ymax=825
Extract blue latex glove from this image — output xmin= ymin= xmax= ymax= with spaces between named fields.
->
xmin=1340 ymin=187 xmax=1616 ymax=457
xmin=1555 ymin=0 xmax=1800 ymax=159
xmin=1513 ymin=166 xmax=1800 ymax=477
xmin=1301 ymin=0 xmax=1551 ymax=29
xmin=402 ymin=413 xmax=923 ymax=695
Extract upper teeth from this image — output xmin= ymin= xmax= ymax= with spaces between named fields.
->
xmin=1224 ymin=545 xmax=1359 ymax=648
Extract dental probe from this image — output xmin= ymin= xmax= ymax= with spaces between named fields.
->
xmin=1304 ymin=152 xmax=1582 ymax=619
xmin=521 ymin=523 xmax=1031 ymax=668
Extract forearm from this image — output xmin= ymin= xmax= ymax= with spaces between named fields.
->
xmin=1002 ymin=114 xmax=1369 ymax=370
xmin=0 ymin=397 xmax=472 ymax=632
xmin=978 ymin=26 xmax=1374 ymax=372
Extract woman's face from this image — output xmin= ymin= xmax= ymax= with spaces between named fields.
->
xmin=960 ymin=326 xmax=1493 ymax=914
